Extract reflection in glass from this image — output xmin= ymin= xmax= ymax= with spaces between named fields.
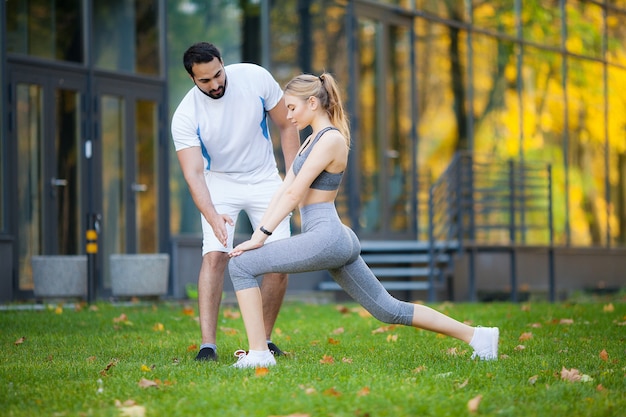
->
xmin=6 ymin=0 xmax=83 ymax=62
xmin=387 ymin=25 xmax=412 ymax=234
xmin=55 ymin=90 xmax=82 ymax=255
xmin=415 ymin=19 xmax=458 ymax=177
xmin=606 ymin=10 xmax=626 ymax=66
xmin=472 ymin=0 xmax=516 ymax=37
xmin=16 ymin=84 xmax=43 ymax=290
xmin=101 ymin=95 xmax=126 ymax=286
xmin=94 ymin=0 xmax=160 ymax=75
xmin=607 ymin=67 xmax=626 ymax=247
xmin=566 ymin=0 xmax=603 ymax=59
xmin=472 ymin=34 xmax=517 ymax=158
xmin=523 ymin=47 xmax=566 ymax=245
xmin=135 ymin=100 xmax=159 ymax=253
xmin=357 ymin=18 xmax=380 ymax=233
xmin=521 ymin=0 xmax=561 ymax=48
xmin=567 ymin=58 xmax=606 ymax=246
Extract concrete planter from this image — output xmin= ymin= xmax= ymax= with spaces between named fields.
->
xmin=110 ymin=254 xmax=170 ymax=297
xmin=31 ymin=255 xmax=88 ymax=298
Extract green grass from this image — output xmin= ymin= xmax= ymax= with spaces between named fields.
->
xmin=1 ymin=297 xmax=625 ymax=417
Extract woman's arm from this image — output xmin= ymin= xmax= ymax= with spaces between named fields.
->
xmin=230 ymin=131 xmax=346 ymax=255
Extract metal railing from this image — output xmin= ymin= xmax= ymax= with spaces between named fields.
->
xmin=428 ymin=151 xmax=555 ymax=301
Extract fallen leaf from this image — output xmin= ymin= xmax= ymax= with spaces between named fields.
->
xmin=323 ymin=387 xmax=341 ymax=397
xmin=335 ymin=305 xmax=350 ymax=314
xmin=219 ymin=326 xmax=239 ymax=335
xmin=412 ymin=366 xmax=426 ymax=373
xmin=255 ymin=367 xmax=270 ymax=377
xmin=268 ymin=414 xmax=310 ymax=417
xmin=115 ymin=399 xmax=137 ymax=407
xmin=100 ymin=359 xmax=118 ymax=376
xmin=530 ymin=323 xmax=542 ymax=328
xmin=447 ymin=347 xmax=460 ymax=356
xmin=357 ymin=386 xmax=370 ymax=396
xmin=521 ymin=304 xmax=531 ymax=312
xmin=371 ymin=325 xmax=398 ymax=334
xmin=152 ymin=323 xmax=164 ymax=332
xmin=559 ymin=318 xmax=574 ymax=325
xmin=599 ymin=349 xmax=609 ymax=361
xmin=86 ymin=356 xmax=96 ymax=362
xmin=560 ymin=367 xmax=582 ymax=382
xmin=187 ymin=344 xmax=198 ymax=352
xmin=182 ymin=306 xmax=195 ymax=316
xmin=514 ymin=345 xmax=525 ymax=351
xmin=603 ymin=303 xmax=614 ymax=312
xmin=138 ymin=378 xmax=158 ymax=388
xmin=519 ymin=332 xmax=533 ymax=341
xmin=467 ymin=394 xmax=483 ymax=413
xmin=596 ymin=384 xmax=605 ymax=391
xmin=14 ymin=336 xmax=26 ymax=345
xmin=54 ymin=305 xmax=63 ymax=314
xmin=319 ymin=355 xmax=334 ymax=364
xmin=341 ymin=357 xmax=353 ymax=363
xmin=113 ymin=313 xmax=129 ymax=323
xmin=119 ymin=405 xmax=146 ymax=417
xmin=327 ymin=337 xmax=340 ymax=345
xmin=332 ymin=327 xmax=344 ymax=335
xmin=223 ymin=308 xmax=240 ymax=319
xmin=456 ymin=379 xmax=469 ymax=389
xmin=140 ymin=364 xmax=151 ymax=372
xmin=386 ymin=334 xmax=398 ymax=342
xmin=528 ymin=375 xmax=538 ymax=385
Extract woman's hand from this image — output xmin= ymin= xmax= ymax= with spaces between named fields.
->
xmin=229 ymin=239 xmax=264 ymax=257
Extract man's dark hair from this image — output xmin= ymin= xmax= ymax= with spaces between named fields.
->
xmin=183 ymin=42 xmax=222 ymax=76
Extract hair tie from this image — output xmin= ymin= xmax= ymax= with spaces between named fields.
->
xmin=318 ymin=75 xmax=324 ymax=84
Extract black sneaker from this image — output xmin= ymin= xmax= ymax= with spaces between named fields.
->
xmin=195 ymin=347 xmax=218 ymax=361
xmin=267 ymin=342 xmax=284 ymax=357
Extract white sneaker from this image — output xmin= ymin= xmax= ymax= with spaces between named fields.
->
xmin=232 ymin=349 xmax=277 ymax=369
xmin=469 ymin=327 xmax=499 ymax=360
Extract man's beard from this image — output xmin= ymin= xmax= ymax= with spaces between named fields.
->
xmin=197 ymin=76 xmax=227 ymax=99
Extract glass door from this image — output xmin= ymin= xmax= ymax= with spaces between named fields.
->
xmin=353 ymin=3 xmax=415 ymax=239
xmin=10 ymin=66 xmax=85 ymax=290
xmin=93 ymin=79 xmax=162 ymax=287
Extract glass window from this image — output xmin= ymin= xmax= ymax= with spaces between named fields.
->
xmin=566 ymin=0 xmax=603 ymax=59
xmin=167 ymin=0 xmax=241 ymax=236
xmin=0 ymin=65 xmax=4 ymax=232
xmin=567 ymin=57 xmax=607 ymax=246
xmin=608 ymin=66 xmax=626 ymax=247
xmin=6 ymin=0 xmax=83 ymax=62
xmin=416 ymin=0 xmax=469 ymax=22
xmin=472 ymin=0 xmax=516 ymax=37
xmin=472 ymin=34 xmax=519 ymax=158
xmin=415 ymin=18 xmax=464 ymax=177
xmin=93 ymin=0 xmax=161 ymax=75
xmin=101 ymin=95 xmax=126 ymax=258
xmin=16 ymin=84 xmax=44 ymax=291
xmin=523 ymin=47 xmax=566 ymax=245
xmin=135 ymin=100 xmax=159 ymax=253
xmin=522 ymin=0 xmax=562 ymax=48
xmin=606 ymin=10 xmax=626 ymax=65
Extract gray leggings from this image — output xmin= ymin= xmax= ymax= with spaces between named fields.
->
xmin=229 ymin=202 xmax=414 ymax=326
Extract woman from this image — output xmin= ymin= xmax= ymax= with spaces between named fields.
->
xmin=228 ymin=73 xmax=499 ymax=369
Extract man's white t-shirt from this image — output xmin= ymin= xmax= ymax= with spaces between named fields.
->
xmin=171 ymin=63 xmax=283 ymax=183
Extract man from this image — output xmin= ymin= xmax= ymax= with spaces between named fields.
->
xmin=171 ymin=42 xmax=299 ymax=361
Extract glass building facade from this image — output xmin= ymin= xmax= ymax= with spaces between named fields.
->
xmin=1 ymin=0 xmax=626 ymax=300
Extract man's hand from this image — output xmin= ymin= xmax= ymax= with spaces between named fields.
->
xmin=206 ymin=212 xmax=234 ymax=247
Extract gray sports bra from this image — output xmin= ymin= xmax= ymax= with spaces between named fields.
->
xmin=292 ymin=127 xmax=344 ymax=191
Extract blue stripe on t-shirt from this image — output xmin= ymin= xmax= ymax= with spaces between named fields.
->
xmin=260 ymin=97 xmax=270 ymax=140
xmin=197 ymin=126 xmax=211 ymax=170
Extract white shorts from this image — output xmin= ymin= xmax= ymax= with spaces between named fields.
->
xmin=201 ymin=171 xmax=291 ymax=254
